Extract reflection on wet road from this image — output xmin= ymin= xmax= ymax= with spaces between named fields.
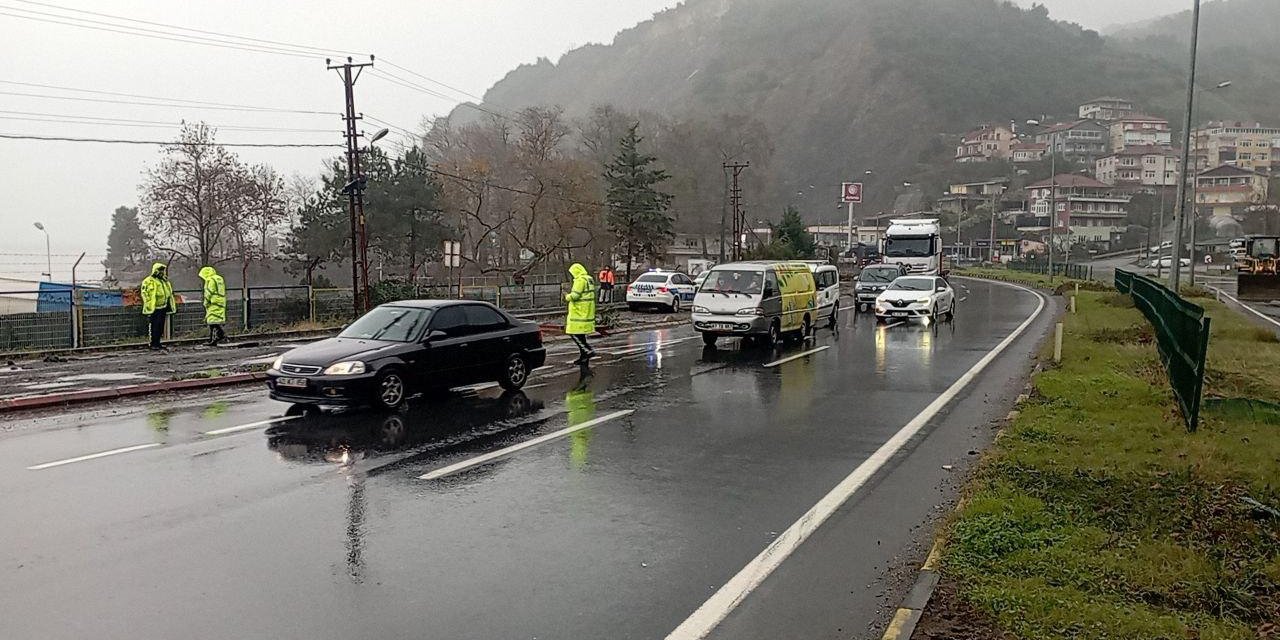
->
xmin=0 ymin=278 xmax=1047 ymax=640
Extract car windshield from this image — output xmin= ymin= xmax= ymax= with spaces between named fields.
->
xmin=701 ymin=269 xmax=764 ymax=294
xmin=860 ymin=268 xmax=899 ymax=283
xmin=339 ymin=306 xmax=430 ymax=342
xmin=635 ymin=274 xmax=668 ymax=283
xmin=885 ymin=237 xmax=934 ymax=258
xmin=888 ymin=278 xmax=934 ymax=292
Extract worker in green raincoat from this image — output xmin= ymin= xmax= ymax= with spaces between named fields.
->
xmin=198 ymin=266 xmax=228 ymax=346
xmin=140 ymin=262 xmax=175 ymax=350
xmin=564 ymin=263 xmax=596 ymax=364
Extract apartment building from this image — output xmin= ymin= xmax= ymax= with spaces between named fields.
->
xmin=1035 ymin=120 xmax=1109 ymax=165
xmin=955 ymin=124 xmax=1015 ymax=163
xmin=1109 ymin=114 xmax=1172 ymax=151
xmin=1026 ymin=174 xmax=1131 ymax=242
xmin=1192 ymin=121 xmax=1280 ymax=174
xmin=1010 ymin=142 xmax=1048 ymax=163
xmin=1194 ymin=164 xmax=1270 ymax=217
xmin=1096 ymin=146 xmax=1181 ymax=189
xmin=1078 ymin=97 xmax=1137 ymax=122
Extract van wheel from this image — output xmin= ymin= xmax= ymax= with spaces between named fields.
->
xmin=499 ymin=354 xmax=529 ymax=391
xmin=702 ymin=333 xmax=717 ymax=347
xmin=757 ymin=322 xmax=778 ymax=348
xmin=374 ymin=368 xmax=408 ymax=411
xmin=829 ymin=305 xmax=839 ymax=328
xmin=801 ymin=315 xmax=812 ymax=340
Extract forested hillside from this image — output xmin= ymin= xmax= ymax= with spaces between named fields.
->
xmin=450 ymin=0 xmax=1279 ymax=218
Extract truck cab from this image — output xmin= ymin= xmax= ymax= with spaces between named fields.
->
xmin=883 ymin=219 xmax=945 ymax=276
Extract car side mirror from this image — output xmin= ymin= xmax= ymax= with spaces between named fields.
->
xmin=936 ymin=286 xmax=948 ymax=292
xmin=425 ymin=330 xmax=448 ymax=342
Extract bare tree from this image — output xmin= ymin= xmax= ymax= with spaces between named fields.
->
xmin=139 ymin=123 xmax=247 ymax=266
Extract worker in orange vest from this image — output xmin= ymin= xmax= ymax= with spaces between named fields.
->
xmin=596 ymin=266 xmax=616 ymax=303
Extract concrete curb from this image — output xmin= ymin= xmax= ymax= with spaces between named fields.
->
xmin=0 ymin=317 xmax=688 ymax=415
xmin=0 ymin=372 xmax=269 ymax=413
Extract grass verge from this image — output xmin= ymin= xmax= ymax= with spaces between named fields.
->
xmin=934 ymin=284 xmax=1280 ymax=639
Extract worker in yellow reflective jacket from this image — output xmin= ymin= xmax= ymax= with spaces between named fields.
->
xmin=564 ymin=263 xmax=597 ymax=364
xmin=140 ymin=262 xmax=175 ymax=350
xmin=198 ymin=266 xmax=227 ymax=346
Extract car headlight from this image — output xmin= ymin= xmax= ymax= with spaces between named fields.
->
xmin=736 ymin=307 xmax=764 ymax=316
xmin=271 ymin=356 xmax=284 ymax=371
xmin=324 ymin=361 xmax=366 ymax=375
xmin=916 ymin=298 xmax=932 ymax=304
xmin=692 ymin=305 xmax=710 ymax=314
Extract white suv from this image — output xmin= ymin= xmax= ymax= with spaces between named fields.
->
xmin=626 ymin=271 xmax=696 ymax=312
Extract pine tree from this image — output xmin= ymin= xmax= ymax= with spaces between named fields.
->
xmin=103 ymin=205 xmax=150 ymax=283
xmin=775 ymin=205 xmax=815 ymax=258
xmin=604 ymin=124 xmax=674 ymax=283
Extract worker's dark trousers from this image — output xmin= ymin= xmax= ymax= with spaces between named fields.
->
xmin=148 ymin=310 xmax=167 ymax=348
xmin=571 ymin=334 xmax=593 ymax=359
xmin=208 ymin=324 xmax=226 ymax=345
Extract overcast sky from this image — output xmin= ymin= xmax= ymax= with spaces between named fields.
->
xmin=1 ymin=0 xmax=1188 ymax=280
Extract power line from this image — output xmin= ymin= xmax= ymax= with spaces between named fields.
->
xmin=0 ymin=111 xmax=338 ymax=133
xmin=0 ymin=89 xmax=341 ymax=115
xmin=11 ymin=0 xmax=368 ymax=57
xmin=0 ymin=133 xmax=341 ymax=147
xmin=379 ymin=58 xmax=490 ymax=106
xmin=369 ymin=69 xmax=512 ymax=122
xmin=0 ymin=80 xmax=337 ymax=115
xmin=0 ymin=8 xmax=324 ymax=59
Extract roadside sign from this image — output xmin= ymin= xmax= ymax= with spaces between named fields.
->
xmin=443 ymin=241 xmax=462 ymax=268
xmin=841 ymin=182 xmax=863 ymax=204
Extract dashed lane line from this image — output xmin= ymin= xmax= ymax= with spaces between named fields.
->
xmin=762 ymin=345 xmax=831 ymax=368
xmin=418 ymin=409 xmax=636 ymax=480
xmin=27 ymin=443 xmax=162 ymax=470
xmin=202 ymin=415 xmax=299 ymax=436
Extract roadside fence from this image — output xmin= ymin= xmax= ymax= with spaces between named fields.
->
xmin=1 ymin=280 xmax=571 ymax=354
xmin=1008 ymin=260 xmax=1092 ymax=280
xmin=1114 ymin=269 xmax=1211 ymax=432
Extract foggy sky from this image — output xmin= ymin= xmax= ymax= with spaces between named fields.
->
xmin=1 ymin=0 xmax=1191 ymax=280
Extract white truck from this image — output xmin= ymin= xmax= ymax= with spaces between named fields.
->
xmin=882 ymin=219 xmax=948 ymax=276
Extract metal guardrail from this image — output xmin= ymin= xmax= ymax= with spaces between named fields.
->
xmin=1115 ymin=269 xmax=1211 ymax=432
xmin=1008 ymin=260 xmax=1092 ymax=280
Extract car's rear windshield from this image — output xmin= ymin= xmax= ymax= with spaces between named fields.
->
xmin=888 ymin=278 xmax=934 ymax=292
xmin=339 ymin=306 xmax=430 ymax=342
xmin=860 ymin=268 xmax=899 ymax=283
xmin=635 ymin=274 xmax=668 ymax=283
xmin=701 ymin=269 xmax=764 ymax=294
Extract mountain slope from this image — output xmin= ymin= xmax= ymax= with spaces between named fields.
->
xmin=452 ymin=0 xmax=1274 ymax=213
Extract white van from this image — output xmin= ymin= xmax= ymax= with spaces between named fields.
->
xmin=801 ymin=261 xmax=841 ymax=328
xmin=691 ymin=261 xmax=818 ymax=347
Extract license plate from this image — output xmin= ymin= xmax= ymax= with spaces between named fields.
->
xmin=712 ymin=323 xmax=735 ymax=330
xmin=277 ymin=377 xmax=308 ymax=389
xmin=892 ymin=311 xmax=910 ymax=317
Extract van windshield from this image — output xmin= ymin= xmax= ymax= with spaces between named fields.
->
xmin=701 ymin=270 xmax=764 ymax=295
xmin=860 ymin=267 xmax=899 ymax=283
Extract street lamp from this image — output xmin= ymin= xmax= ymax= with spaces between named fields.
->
xmin=1187 ymin=80 xmax=1233 ymax=287
xmin=33 ymin=222 xmax=50 ymax=280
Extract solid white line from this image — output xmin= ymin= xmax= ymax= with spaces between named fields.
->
xmin=418 ymin=409 xmax=635 ymax=480
xmin=1209 ymin=287 xmax=1280 ymax=330
xmin=839 ymin=305 xmax=856 ymax=312
xmin=27 ymin=443 xmax=162 ymax=470
xmin=203 ymin=415 xmax=299 ymax=436
xmin=762 ymin=345 xmax=831 ymax=368
xmin=664 ymin=282 xmax=1046 ymax=640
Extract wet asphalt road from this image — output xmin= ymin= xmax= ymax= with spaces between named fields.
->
xmin=0 ymin=278 xmax=1052 ymax=640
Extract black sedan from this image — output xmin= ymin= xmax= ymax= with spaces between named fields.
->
xmin=267 ymin=300 xmax=547 ymax=409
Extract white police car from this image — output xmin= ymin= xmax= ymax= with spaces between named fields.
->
xmin=626 ymin=270 xmax=696 ymax=313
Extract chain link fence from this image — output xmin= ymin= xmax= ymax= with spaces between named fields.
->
xmin=2 ymin=278 xmax=571 ymax=354
xmin=1115 ymin=269 xmax=1212 ymax=432
xmin=1008 ymin=259 xmax=1093 ymax=280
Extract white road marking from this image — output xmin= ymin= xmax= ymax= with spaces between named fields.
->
xmin=665 ymin=282 xmax=1046 ymax=640
xmin=839 ymin=305 xmax=857 ymax=312
xmin=959 ymin=296 xmax=969 ymax=302
xmin=762 ymin=346 xmax=831 ymax=368
xmin=1209 ymin=287 xmax=1280 ymax=330
xmin=203 ymin=415 xmax=299 ymax=436
xmin=27 ymin=443 xmax=162 ymax=470
xmin=418 ymin=409 xmax=635 ymax=480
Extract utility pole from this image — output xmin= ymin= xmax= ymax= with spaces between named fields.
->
xmin=988 ymin=186 xmax=1002 ymax=263
xmin=328 ymin=55 xmax=375 ymax=315
xmin=719 ymin=164 xmax=729 ymax=263
xmin=724 ymin=161 xmax=749 ymax=261
xmin=1048 ymin=151 xmax=1057 ymax=279
xmin=1169 ymin=0 xmax=1201 ymax=291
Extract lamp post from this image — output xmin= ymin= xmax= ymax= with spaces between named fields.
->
xmin=1029 ymin=120 xmax=1057 ymax=277
xmin=1169 ymin=0 xmax=1202 ymax=291
xmin=1186 ymin=81 xmax=1232 ymax=287
xmin=33 ymin=222 xmax=51 ymax=280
